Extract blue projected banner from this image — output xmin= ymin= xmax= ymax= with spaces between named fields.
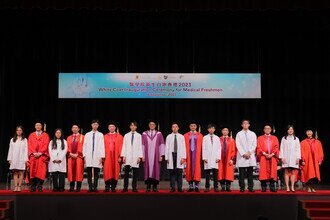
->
xmin=58 ymin=73 xmax=261 ymax=99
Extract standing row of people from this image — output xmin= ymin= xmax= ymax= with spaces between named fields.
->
xmin=7 ymin=119 xmax=323 ymax=193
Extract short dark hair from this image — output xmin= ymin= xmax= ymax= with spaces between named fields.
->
xmin=91 ymin=119 xmax=99 ymax=124
xmin=207 ymin=123 xmax=216 ymax=129
xmin=241 ymin=119 xmax=250 ymax=124
xmin=130 ymin=121 xmax=138 ymax=126
xmin=171 ymin=122 xmax=179 ymax=127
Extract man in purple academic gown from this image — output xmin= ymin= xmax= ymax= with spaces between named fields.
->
xmin=142 ymin=119 xmax=165 ymax=192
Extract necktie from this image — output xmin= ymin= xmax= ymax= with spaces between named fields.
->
xmin=174 ymin=134 xmax=178 ymax=153
xmin=190 ymin=134 xmax=196 ymax=151
xmin=92 ymin=132 xmax=95 ymax=158
xmin=72 ymin=135 xmax=77 ymax=153
xmin=223 ymin=137 xmax=227 ymax=159
xmin=210 ymin=135 xmax=213 ymax=145
xmin=267 ymin=136 xmax=271 ymax=154
xmin=244 ymin=132 xmax=248 ymax=151
xmin=131 ymin=132 xmax=134 ymax=146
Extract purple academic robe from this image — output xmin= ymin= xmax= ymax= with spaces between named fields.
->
xmin=142 ymin=130 xmax=165 ymax=181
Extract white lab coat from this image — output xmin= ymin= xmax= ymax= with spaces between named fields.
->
xmin=165 ymin=133 xmax=186 ymax=169
xmin=83 ymin=131 xmax=105 ymax=168
xmin=279 ymin=135 xmax=301 ymax=169
xmin=121 ymin=132 xmax=143 ymax=168
xmin=7 ymin=138 xmax=28 ymax=170
xmin=202 ymin=134 xmax=221 ymax=169
xmin=48 ymin=139 xmax=68 ymax=173
xmin=235 ymin=130 xmax=257 ymax=168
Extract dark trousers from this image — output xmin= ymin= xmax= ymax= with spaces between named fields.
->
xmin=69 ymin=181 xmax=82 ymax=190
xmin=220 ymin=180 xmax=232 ymax=189
xmin=105 ymin=179 xmax=118 ymax=189
xmin=239 ymin=167 xmax=254 ymax=190
xmin=123 ymin=165 xmax=139 ymax=190
xmin=145 ymin=178 xmax=159 ymax=188
xmin=261 ymin=179 xmax=275 ymax=189
xmin=205 ymin=169 xmax=219 ymax=189
xmin=52 ymin=172 xmax=65 ymax=190
xmin=307 ymin=177 xmax=318 ymax=187
xmin=169 ymin=153 xmax=183 ymax=190
xmin=30 ymin=177 xmax=44 ymax=190
xmin=86 ymin=167 xmax=100 ymax=190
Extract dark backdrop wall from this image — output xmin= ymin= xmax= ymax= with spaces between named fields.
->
xmin=1 ymin=8 xmax=329 ymax=182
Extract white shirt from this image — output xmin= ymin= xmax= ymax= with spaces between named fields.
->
xmin=202 ymin=134 xmax=221 ymax=169
xmin=48 ymin=139 xmax=68 ymax=173
xmin=7 ymin=138 xmax=28 ymax=170
xmin=279 ymin=135 xmax=301 ymax=169
xmin=235 ymin=129 xmax=257 ymax=167
xmin=165 ymin=133 xmax=186 ymax=169
xmin=83 ymin=131 xmax=105 ymax=168
xmin=121 ymin=132 xmax=143 ymax=168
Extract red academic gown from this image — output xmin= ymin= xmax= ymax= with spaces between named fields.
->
xmin=67 ymin=134 xmax=85 ymax=182
xmin=28 ymin=132 xmax=50 ymax=180
xmin=218 ymin=136 xmax=237 ymax=182
xmin=184 ymin=132 xmax=203 ymax=182
xmin=257 ymin=134 xmax=279 ymax=181
xmin=103 ymin=133 xmax=124 ymax=181
xmin=301 ymin=138 xmax=324 ymax=183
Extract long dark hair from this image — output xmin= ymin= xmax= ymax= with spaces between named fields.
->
xmin=284 ymin=125 xmax=296 ymax=140
xmin=52 ymin=128 xmax=65 ymax=150
xmin=13 ymin=125 xmax=25 ymax=143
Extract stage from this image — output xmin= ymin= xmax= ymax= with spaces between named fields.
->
xmin=1 ymin=188 xmax=330 ymax=220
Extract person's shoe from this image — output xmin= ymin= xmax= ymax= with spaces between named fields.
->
xmin=187 ymin=188 xmax=194 ymax=192
xmin=248 ymin=188 xmax=255 ymax=193
xmin=17 ymin=186 xmax=22 ymax=192
xmin=104 ymin=188 xmax=110 ymax=192
xmin=122 ymin=188 xmax=128 ymax=193
xmin=52 ymin=189 xmax=58 ymax=192
xmin=59 ymin=188 xmax=65 ymax=192
xmin=195 ymin=188 xmax=200 ymax=192
xmin=221 ymin=187 xmax=226 ymax=192
xmin=68 ymin=188 xmax=74 ymax=192
xmin=30 ymin=187 xmax=36 ymax=192
xmin=178 ymin=188 xmax=184 ymax=192
xmin=132 ymin=188 xmax=138 ymax=193
xmin=93 ymin=188 xmax=99 ymax=193
xmin=226 ymin=188 xmax=232 ymax=192
xmin=270 ymin=187 xmax=277 ymax=192
xmin=214 ymin=188 xmax=219 ymax=192
xmin=170 ymin=188 xmax=175 ymax=192
xmin=75 ymin=188 xmax=81 ymax=192
xmin=111 ymin=189 xmax=117 ymax=193
xmin=204 ymin=188 xmax=210 ymax=192
xmin=87 ymin=188 xmax=94 ymax=192
xmin=261 ymin=187 xmax=266 ymax=192
xmin=291 ymin=187 xmax=295 ymax=192
xmin=240 ymin=189 xmax=245 ymax=192
xmin=37 ymin=188 xmax=43 ymax=192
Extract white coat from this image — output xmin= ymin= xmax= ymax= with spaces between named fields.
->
xmin=83 ymin=131 xmax=105 ymax=168
xmin=7 ymin=138 xmax=28 ymax=170
xmin=202 ymin=134 xmax=221 ymax=169
xmin=48 ymin=139 xmax=68 ymax=173
xmin=279 ymin=135 xmax=301 ymax=169
xmin=235 ymin=130 xmax=257 ymax=168
xmin=165 ymin=133 xmax=186 ymax=169
xmin=121 ymin=132 xmax=143 ymax=168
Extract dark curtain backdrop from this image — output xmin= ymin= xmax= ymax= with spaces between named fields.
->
xmin=0 ymin=8 xmax=329 ymax=182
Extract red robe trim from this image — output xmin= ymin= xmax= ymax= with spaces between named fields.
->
xmin=184 ymin=132 xmax=203 ymax=182
xmin=301 ymin=138 xmax=324 ymax=183
xmin=67 ymin=134 xmax=85 ymax=182
xmin=28 ymin=132 xmax=50 ymax=180
xmin=103 ymin=133 xmax=124 ymax=181
xmin=257 ymin=135 xmax=279 ymax=181
xmin=218 ymin=136 xmax=237 ymax=181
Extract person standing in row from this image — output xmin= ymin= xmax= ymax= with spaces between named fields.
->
xmin=103 ymin=122 xmax=123 ymax=192
xmin=257 ymin=124 xmax=279 ymax=192
xmin=142 ymin=119 xmax=165 ymax=192
xmin=218 ymin=126 xmax=237 ymax=192
xmin=301 ymin=128 xmax=324 ymax=193
xmin=7 ymin=126 xmax=28 ymax=192
xmin=236 ymin=119 xmax=257 ymax=192
xmin=202 ymin=124 xmax=221 ymax=192
xmin=67 ymin=124 xmax=84 ymax=192
xmin=279 ymin=125 xmax=301 ymax=192
xmin=83 ymin=120 xmax=105 ymax=192
xmin=49 ymin=129 xmax=68 ymax=192
xmin=165 ymin=122 xmax=186 ymax=192
xmin=28 ymin=121 xmax=50 ymax=192
xmin=121 ymin=121 xmax=143 ymax=192
xmin=184 ymin=121 xmax=203 ymax=192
